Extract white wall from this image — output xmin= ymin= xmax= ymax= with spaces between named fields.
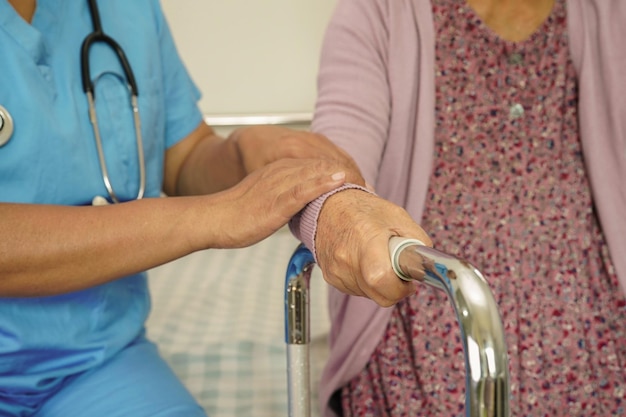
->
xmin=161 ymin=0 xmax=336 ymax=119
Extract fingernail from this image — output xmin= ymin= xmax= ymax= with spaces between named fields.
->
xmin=331 ymin=171 xmax=346 ymax=181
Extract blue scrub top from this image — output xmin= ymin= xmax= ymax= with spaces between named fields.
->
xmin=0 ymin=0 xmax=203 ymax=398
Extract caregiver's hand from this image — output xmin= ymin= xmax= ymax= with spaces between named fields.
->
xmin=205 ymin=158 xmax=347 ymax=249
xmin=234 ymin=126 xmax=366 ymax=186
xmin=315 ymin=190 xmax=432 ymax=307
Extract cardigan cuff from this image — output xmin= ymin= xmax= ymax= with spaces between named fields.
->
xmin=289 ymin=183 xmax=375 ymax=262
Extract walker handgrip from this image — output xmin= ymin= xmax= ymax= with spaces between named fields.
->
xmin=388 ymin=236 xmax=511 ymax=417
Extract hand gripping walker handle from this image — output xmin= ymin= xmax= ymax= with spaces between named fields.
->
xmin=285 ymin=238 xmax=511 ymax=417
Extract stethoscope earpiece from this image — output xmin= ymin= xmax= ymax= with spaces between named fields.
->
xmin=0 ymin=105 xmax=14 ymax=147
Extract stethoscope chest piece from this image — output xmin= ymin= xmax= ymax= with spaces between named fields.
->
xmin=0 ymin=105 xmax=14 ymax=147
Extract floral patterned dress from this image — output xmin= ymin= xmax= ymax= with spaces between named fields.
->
xmin=339 ymin=0 xmax=626 ymax=415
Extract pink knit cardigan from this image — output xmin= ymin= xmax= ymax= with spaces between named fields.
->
xmin=293 ymin=0 xmax=626 ymax=415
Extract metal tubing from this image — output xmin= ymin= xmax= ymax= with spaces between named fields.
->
xmin=286 ymin=344 xmax=311 ymax=417
xmin=285 ymin=244 xmax=315 ymax=417
xmin=389 ymin=237 xmax=510 ymax=417
xmin=204 ymin=112 xmax=312 ymax=127
xmin=284 ymin=239 xmax=510 ymax=417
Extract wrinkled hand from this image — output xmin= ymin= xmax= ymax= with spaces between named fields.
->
xmin=208 ymin=158 xmax=346 ymax=249
xmin=234 ymin=126 xmax=366 ymax=187
xmin=315 ymin=190 xmax=432 ymax=307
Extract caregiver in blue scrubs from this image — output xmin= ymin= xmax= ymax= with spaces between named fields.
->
xmin=0 ymin=0 xmax=362 ymax=415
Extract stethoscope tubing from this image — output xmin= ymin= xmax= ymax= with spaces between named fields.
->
xmin=81 ymin=0 xmax=145 ymax=203
xmin=81 ymin=32 xmax=139 ymax=98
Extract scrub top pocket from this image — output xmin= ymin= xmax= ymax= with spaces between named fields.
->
xmin=88 ymin=63 xmax=164 ymax=201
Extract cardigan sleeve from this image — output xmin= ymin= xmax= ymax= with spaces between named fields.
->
xmin=311 ymin=0 xmax=394 ymax=186
xmin=289 ymin=0 xmax=395 ymax=255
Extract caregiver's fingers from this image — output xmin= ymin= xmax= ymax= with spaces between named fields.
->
xmin=210 ymin=158 xmax=347 ymax=248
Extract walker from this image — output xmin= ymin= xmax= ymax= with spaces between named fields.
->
xmin=284 ymin=237 xmax=511 ymax=417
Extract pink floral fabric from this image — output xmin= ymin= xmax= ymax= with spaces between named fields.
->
xmin=339 ymin=0 xmax=626 ymax=415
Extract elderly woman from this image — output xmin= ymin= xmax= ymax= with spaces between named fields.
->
xmin=293 ymin=0 xmax=626 ymax=415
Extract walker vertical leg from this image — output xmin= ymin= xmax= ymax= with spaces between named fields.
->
xmin=284 ymin=244 xmax=314 ymax=417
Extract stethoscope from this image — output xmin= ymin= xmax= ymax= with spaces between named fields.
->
xmin=82 ymin=0 xmax=146 ymax=204
xmin=0 ymin=0 xmax=146 ymax=205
